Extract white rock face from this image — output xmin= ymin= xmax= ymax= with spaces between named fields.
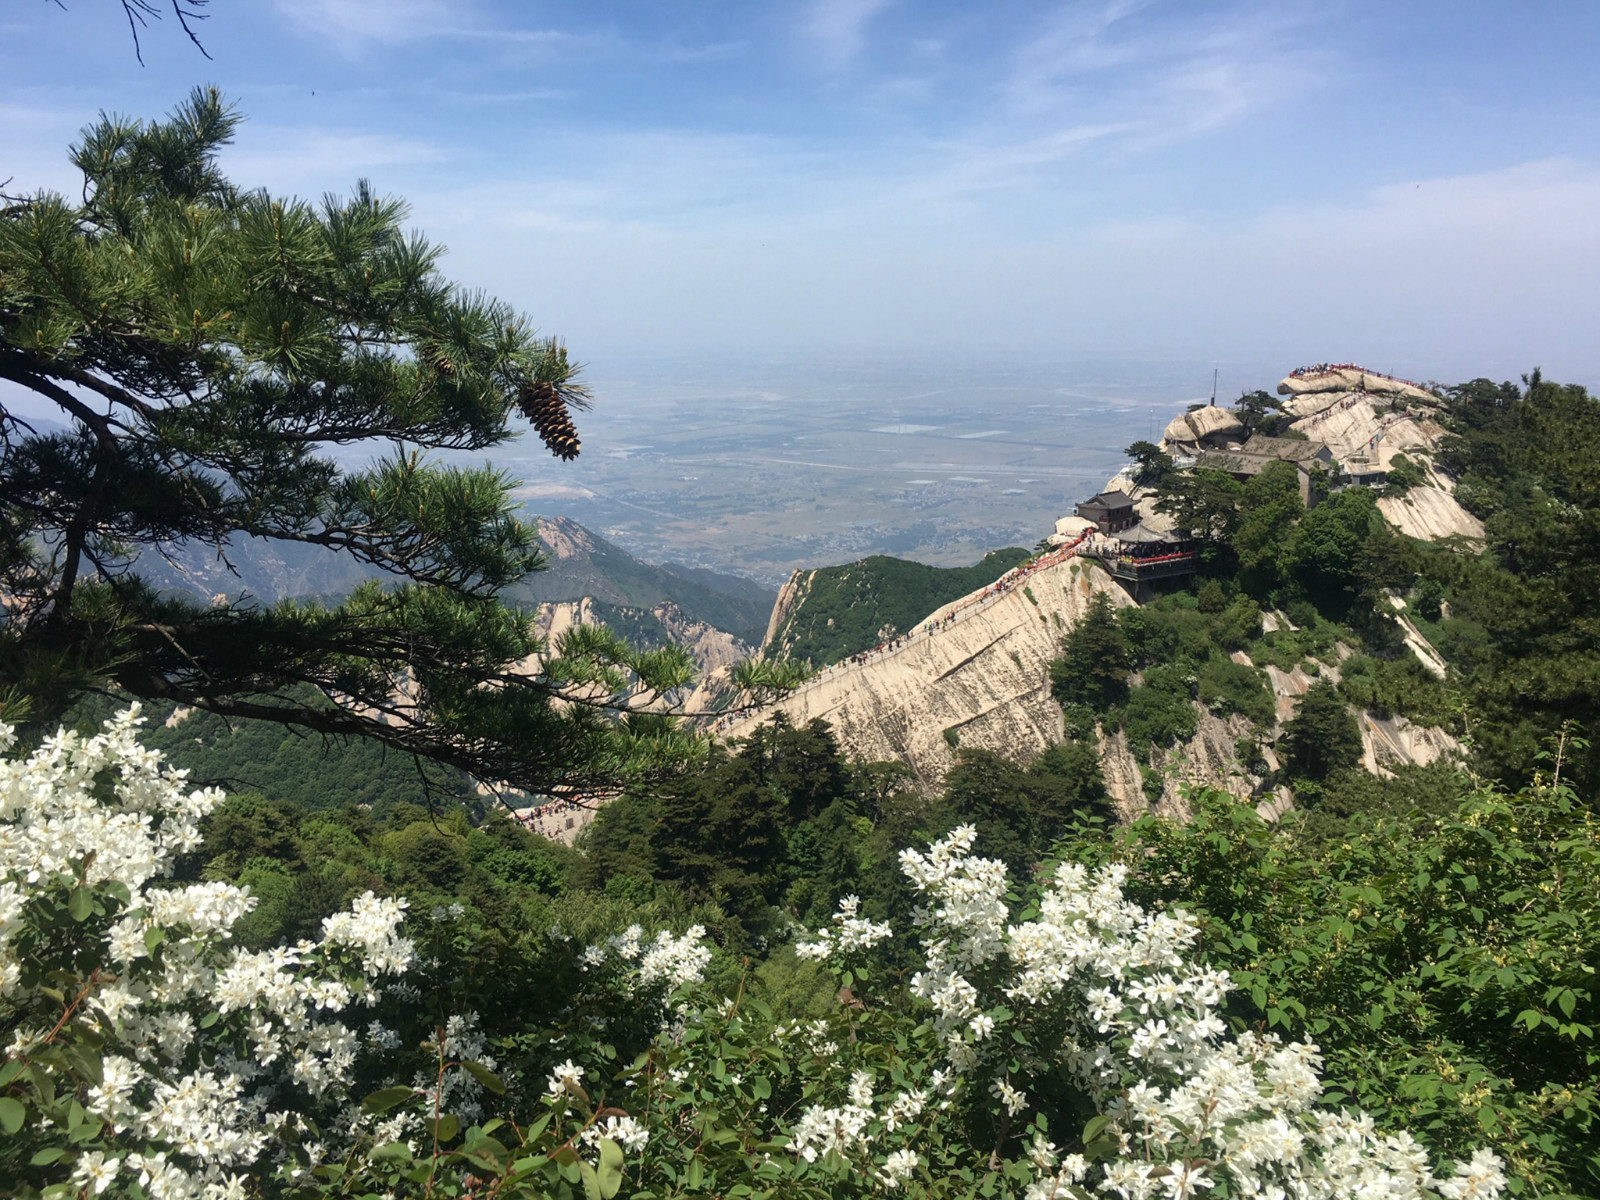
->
xmin=1286 ymin=391 xmax=1484 ymax=543
xmin=652 ymin=600 xmax=749 ymax=673
xmin=1162 ymin=406 xmax=1243 ymax=447
xmin=1277 ymin=367 xmax=1435 ymax=405
xmin=762 ymin=570 xmax=814 ymax=654
xmin=726 ymin=556 xmax=1132 ymax=789
xmin=1377 ymin=486 xmax=1485 ymax=543
xmin=532 ymin=597 xmax=749 ymax=679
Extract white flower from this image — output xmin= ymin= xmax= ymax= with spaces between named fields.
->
xmin=72 ymin=1151 xmax=120 ymax=1195
xmin=879 ymin=1148 xmax=919 ymax=1187
xmin=548 ymin=1059 xmax=585 ymax=1096
xmin=788 ymin=1102 xmax=872 ymax=1163
xmin=581 ymin=1113 xmax=649 ymax=1153
xmin=989 ymin=1078 xmax=1027 ymax=1116
xmin=848 ymin=1069 xmax=874 ymax=1108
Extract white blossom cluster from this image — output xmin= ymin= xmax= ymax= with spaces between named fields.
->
xmin=899 ymin=824 xmax=1011 ymax=1075
xmin=577 ymin=921 xmax=712 ymax=1002
xmin=882 ymin=824 xmax=1507 ymax=1200
xmin=795 ymin=893 xmax=893 ymax=960
xmin=788 ymin=1066 xmax=875 ymax=1165
xmin=0 ymin=709 xmax=415 ymax=1199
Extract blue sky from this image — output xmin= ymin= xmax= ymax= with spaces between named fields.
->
xmin=5 ymin=1 xmax=1600 ymax=384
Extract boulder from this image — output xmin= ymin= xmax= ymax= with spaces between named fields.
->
xmin=1162 ymin=406 xmax=1243 ymax=446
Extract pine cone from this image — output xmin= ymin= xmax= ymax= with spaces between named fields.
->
xmin=421 ymin=342 xmax=456 ymax=377
xmin=518 ymin=380 xmax=581 ymax=461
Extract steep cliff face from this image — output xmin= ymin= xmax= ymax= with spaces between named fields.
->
xmin=728 ymin=556 xmax=1132 ymax=788
xmin=762 ymin=570 xmax=814 ymax=655
xmin=1283 ymin=394 xmax=1483 ymax=543
xmin=532 ymin=597 xmax=749 ymax=679
xmin=651 ymin=601 xmax=748 ymax=674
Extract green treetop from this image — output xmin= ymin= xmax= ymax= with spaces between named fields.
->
xmin=0 ymin=89 xmax=698 ymax=794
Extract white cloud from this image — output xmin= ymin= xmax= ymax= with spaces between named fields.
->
xmin=220 ymin=129 xmax=448 ymax=194
xmin=802 ymin=0 xmax=892 ymax=67
xmin=403 ymin=156 xmax=1600 ymax=388
xmin=274 ymin=0 xmax=459 ymax=48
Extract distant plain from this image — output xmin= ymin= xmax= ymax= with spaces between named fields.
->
xmin=491 ymin=356 xmax=1278 ymax=584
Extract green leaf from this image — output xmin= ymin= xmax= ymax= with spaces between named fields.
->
xmin=430 ymin=1113 xmax=459 ymax=1144
xmin=579 ymin=1160 xmax=604 ymax=1200
xmin=67 ymin=887 xmax=92 ymax=922
xmin=144 ymin=925 xmax=165 ymax=953
xmin=462 ymin=1060 xmax=506 ymax=1094
xmin=0 ymin=1097 xmax=24 ymax=1134
xmin=362 ymin=1086 xmax=416 ymax=1114
xmin=30 ymin=1147 xmax=66 ymax=1166
xmin=1081 ymin=1114 xmax=1112 ymax=1145
xmin=597 ymin=1137 xmax=625 ymax=1199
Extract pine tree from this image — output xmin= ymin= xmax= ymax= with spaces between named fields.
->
xmin=1050 ymin=592 xmax=1131 ymax=712
xmin=1280 ymin=680 xmax=1363 ymax=783
xmin=0 ymin=89 xmax=698 ymax=795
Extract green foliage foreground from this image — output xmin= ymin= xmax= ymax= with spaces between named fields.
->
xmin=1051 ymin=753 xmax=1600 ymax=1198
xmin=3 ymin=710 xmax=1570 ymax=1199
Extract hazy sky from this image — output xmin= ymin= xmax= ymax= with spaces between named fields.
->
xmin=5 ymin=1 xmax=1599 ymax=385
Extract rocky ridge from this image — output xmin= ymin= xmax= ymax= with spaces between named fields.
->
xmin=728 ymin=365 xmax=1470 ymax=815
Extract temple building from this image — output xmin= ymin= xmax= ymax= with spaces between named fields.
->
xmin=1074 ymin=490 xmax=1138 ymax=533
xmin=1195 ymin=433 xmax=1334 ymax=505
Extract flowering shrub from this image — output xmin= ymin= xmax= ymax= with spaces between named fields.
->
xmin=0 ymin=708 xmax=418 ymax=1197
xmin=0 ymin=712 xmax=1508 ymax=1198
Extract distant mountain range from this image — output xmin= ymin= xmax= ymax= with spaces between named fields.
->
xmin=522 ymin=517 xmax=773 ymax=647
xmin=128 ymin=515 xmax=775 ymax=647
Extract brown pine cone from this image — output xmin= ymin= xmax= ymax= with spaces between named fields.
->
xmin=517 ymin=380 xmax=581 ymax=461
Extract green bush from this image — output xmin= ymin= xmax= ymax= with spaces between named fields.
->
xmin=1053 ymin=773 xmax=1600 ymax=1197
xmin=1113 ymin=663 xmax=1199 ymax=752
xmin=1197 ymin=654 xmax=1274 ymax=726
xmin=1339 ymin=653 xmax=1459 ymax=729
xmin=1384 ymin=452 xmax=1427 ymax=496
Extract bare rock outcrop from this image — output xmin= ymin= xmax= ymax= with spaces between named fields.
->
xmin=1162 ymin=406 xmax=1243 ymax=448
xmin=652 ymin=600 xmax=749 ymax=674
xmin=1377 ymin=485 xmax=1484 ymax=543
xmin=727 ymin=556 xmax=1132 ymax=789
xmin=1278 ymin=366 xmax=1436 ymax=405
xmin=1285 ymin=391 xmax=1483 ymax=543
xmin=762 ymin=570 xmax=814 ymax=654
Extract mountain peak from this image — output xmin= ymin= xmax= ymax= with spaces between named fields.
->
xmin=536 ymin=515 xmax=599 ymax=560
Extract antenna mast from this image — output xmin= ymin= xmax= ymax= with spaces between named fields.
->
xmin=1210 ymin=368 xmax=1218 ymax=407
